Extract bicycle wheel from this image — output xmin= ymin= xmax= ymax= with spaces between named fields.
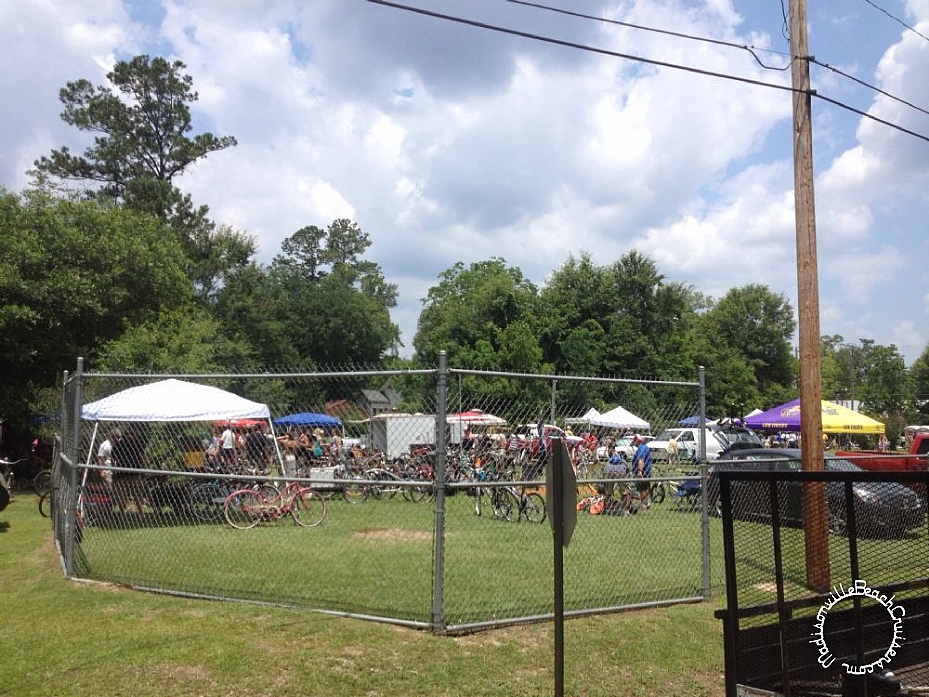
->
xmin=290 ymin=489 xmax=327 ymax=527
xmin=403 ymin=482 xmax=432 ymax=503
xmin=224 ymin=489 xmax=264 ymax=529
xmin=31 ymin=470 xmax=52 ymax=496
xmin=522 ymin=492 xmax=546 ymax=523
xmin=342 ymin=476 xmax=369 ymax=504
xmin=189 ymin=482 xmax=227 ymax=522
xmin=39 ymin=489 xmax=54 ymax=518
xmin=491 ymin=487 xmax=517 ymax=521
xmin=253 ymin=482 xmax=280 ymax=504
xmin=650 ymin=481 xmax=666 ymax=504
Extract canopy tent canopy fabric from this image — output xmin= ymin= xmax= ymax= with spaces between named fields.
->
xmin=81 ymin=379 xmax=271 ymax=422
xmin=587 ymin=405 xmax=650 ymax=431
xmin=564 ymin=407 xmax=602 ymax=425
xmin=743 ymin=398 xmax=885 ymax=434
xmin=272 ymin=412 xmax=343 ymax=429
xmin=678 ymin=415 xmax=712 ymax=427
xmin=709 ymin=409 xmax=763 ymax=427
xmin=446 ymin=409 xmax=507 ymax=426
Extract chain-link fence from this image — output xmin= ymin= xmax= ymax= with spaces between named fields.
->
xmin=713 ymin=455 xmax=929 ymax=696
xmin=52 ymin=357 xmax=716 ymax=633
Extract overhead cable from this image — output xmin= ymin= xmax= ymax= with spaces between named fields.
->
xmin=366 ymin=0 xmax=799 ymax=95
xmin=811 ymin=57 xmax=929 ymax=120
xmin=506 ymin=0 xmax=791 ymax=71
xmin=367 ymin=0 xmax=929 ymax=145
xmin=864 ymin=0 xmax=929 ymax=44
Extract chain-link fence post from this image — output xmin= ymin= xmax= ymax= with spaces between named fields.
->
xmin=699 ymin=365 xmax=711 ymax=599
xmin=64 ymin=358 xmax=84 ymax=578
xmin=431 ymin=351 xmax=448 ymax=633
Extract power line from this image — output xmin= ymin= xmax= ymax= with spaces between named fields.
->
xmin=510 ymin=0 xmax=929 ymax=128
xmin=814 ymin=92 xmax=929 ymax=144
xmin=505 ymin=0 xmax=791 ymax=71
xmin=367 ymin=0 xmax=929 ymax=146
xmin=811 ymin=57 xmax=929 ymax=120
xmin=864 ymin=0 xmax=929 ymax=44
xmin=366 ymin=0 xmax=800 ymax=94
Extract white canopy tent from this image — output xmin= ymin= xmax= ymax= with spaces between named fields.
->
xmin=81 ymin=379 xmax=278 ymax=469
xmin=588 ymin=405 xmax=650 ymax=431
xmin=82 ymin=378 xmax=270 ymax=422
xmin=565 ymin=407 xmax=602 ymax=425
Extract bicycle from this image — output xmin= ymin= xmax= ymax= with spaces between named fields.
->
xmin=223 ymin=478 xmax=327 ymax=529
xmin=187 ymin=465 xmax=278 ymax=522
xmin=0 ymin=458 xmax=31 ymax=498
xmin=483 ymin=472 xmax=546 ymax=523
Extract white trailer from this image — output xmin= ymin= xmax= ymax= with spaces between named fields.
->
xmin=370 ymin=413 xmax=437 ymax=459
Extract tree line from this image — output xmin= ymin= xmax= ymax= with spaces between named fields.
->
xmin=2 ymin=55 xmax=927 ymax=452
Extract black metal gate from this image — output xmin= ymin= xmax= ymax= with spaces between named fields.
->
xmin=713 ymin=461 xmax=929 ymax=696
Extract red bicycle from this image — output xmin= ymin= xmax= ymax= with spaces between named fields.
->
xmin=223 ymin=479 xmax=327 ymax=529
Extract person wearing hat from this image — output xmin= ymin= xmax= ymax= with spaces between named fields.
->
xmin=631 ymin=434 xmax=653 ymax=511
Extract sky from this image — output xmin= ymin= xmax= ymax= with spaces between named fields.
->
xmin=4 ymin=0 xmax=929 ymax=366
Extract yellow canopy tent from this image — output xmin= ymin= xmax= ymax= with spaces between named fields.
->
xmin=744 ymin=398 xmax=885 ymax=434
xmin=820 ymin=400 xmax=885 ymax=434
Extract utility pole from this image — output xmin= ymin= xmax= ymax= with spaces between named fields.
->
xmin=790 ymin=0 xmax=829 ymax=592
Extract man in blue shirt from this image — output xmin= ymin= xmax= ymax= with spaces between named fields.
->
xmin=631 ymin=434 xmax=653 ymax=510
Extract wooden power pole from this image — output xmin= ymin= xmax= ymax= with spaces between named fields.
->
xmin=790 ymin=0 xmax=829 ymax=592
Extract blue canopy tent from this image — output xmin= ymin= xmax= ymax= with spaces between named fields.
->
xmin=678 ymin=415 xmax=711 ymax=427
xmin=272 ymin=412 xmax=343 ymax=429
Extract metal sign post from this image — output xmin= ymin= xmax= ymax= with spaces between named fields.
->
xmin=546 ymin=438 xmax=577 ymax=697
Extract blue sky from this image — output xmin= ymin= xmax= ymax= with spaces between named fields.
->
xmin=3 ymin=1 xmax=929 ymax=365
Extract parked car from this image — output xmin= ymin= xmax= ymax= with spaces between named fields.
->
xmin=708 ymin=448 xmax=925 ymax=538
xmin=647 ymin=427 xmax=729 ymax=463
xmin=596 ymin=434 xmax=652 ymax=460
xmin=511 ymin=424 xmax=583 ymax=452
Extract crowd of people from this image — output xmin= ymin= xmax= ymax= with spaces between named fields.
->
xmin=203 ymin=423 xmax=345 ymax=475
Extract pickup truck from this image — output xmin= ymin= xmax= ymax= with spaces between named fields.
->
xmin=835 ymin=432 xmax=929 ymax=473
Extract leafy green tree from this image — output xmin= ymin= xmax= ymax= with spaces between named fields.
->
xmin=909 ymin=345 xmax=929 ymax=422
xmin=240 ymin=219 xmax=402 ymax=366
xmin=33 ymin=55 xmax=251 ymax=298
xmin=694 ymin=284 xmax=795 ymax=403
xmin=34 ymin=55 xmax=236 ymax=210
xmin=95 ymin=306 xmax=254 ymax=373
xmin=212 ymin=264 xmax=301 ymax=369
xmin=414 ymin=259 xmax=542 ymax=370
xmin=540 ymin=251 xmax=697 ymax=383
xmin=0 ymin=187 xmax=193 ymax=436
xmin=857 ymin=344 xmax=911 ymax=416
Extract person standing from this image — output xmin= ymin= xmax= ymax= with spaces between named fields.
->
xmin=667 ymin=435 xmax=680 ymax=467
xmin=631 ymin=434 xmax=653 ymax=511
xmin=329 ymin=427 xmax=343 ymax=461
xmin=96 ymin=428 xmax=121 ymax=488
xmin=245 ymin=423 xmax=269 ymax=469
xmin=220 ymin=423 xmax=237 ymax=465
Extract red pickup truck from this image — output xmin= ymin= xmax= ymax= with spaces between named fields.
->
xmin=836 ymin=432 xmax=929 ymax=473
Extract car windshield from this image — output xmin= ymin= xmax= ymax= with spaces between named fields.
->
xmin=722 ymin=429 xmax=762 ymax=445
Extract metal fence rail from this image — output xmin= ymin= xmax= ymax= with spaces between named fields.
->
xmin=53 ymin=357 xmax=710 ymax=633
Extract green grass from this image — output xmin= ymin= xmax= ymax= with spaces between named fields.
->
xmin=70 ymin=487 xmax=724 ymax=627
xmin=1 ymin=491 xmax=727 ymax=697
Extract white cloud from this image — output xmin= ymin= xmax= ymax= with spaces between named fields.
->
xmin=3 ymin=0 xmax=929 ymax=366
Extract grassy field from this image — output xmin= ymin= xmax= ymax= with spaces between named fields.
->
xmin=1 ymin=490 xmax=728 ymax=697
xmin=69 ymin=484 xmax=722 ymax=627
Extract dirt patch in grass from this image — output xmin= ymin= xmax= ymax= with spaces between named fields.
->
xmin=353 ymin=528 xmax=432 ymax=542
